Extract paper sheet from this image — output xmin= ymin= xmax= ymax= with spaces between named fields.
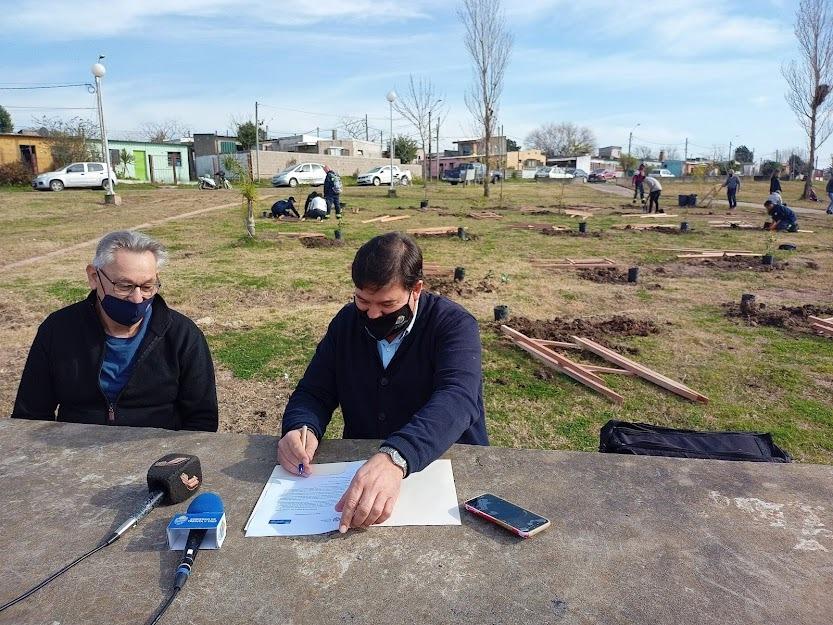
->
xmin=245 ymin=458 xmax=461 ymax=536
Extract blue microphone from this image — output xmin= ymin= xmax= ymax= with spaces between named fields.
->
xmin=172 ymin=492 xmax=224 ymax=590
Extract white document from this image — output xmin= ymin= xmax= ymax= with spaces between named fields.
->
xmin=245 ymin=458 xmax=461 ymax=537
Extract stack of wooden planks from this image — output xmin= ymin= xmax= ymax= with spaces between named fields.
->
xmin=676 ymin=251 xmax=761 ymax=259
xmin=468 ymin=211 xmax=502 ymax=219
xmin=809 ymin=316 xmax=833 ymax=338
xmin=530 ymin=258 xmax=617 ymax=268
xmin=563 ymin=209 xmax=593 ymax=219
xmin=361 ymin=215 xmax=411 ymax=223
xmin=407 ymin=226 xmax=458 ymax=237
xmin=501 ymin=325 xmax=709 ymax=404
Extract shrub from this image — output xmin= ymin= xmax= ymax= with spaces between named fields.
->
xmin=0 ymin=162 xmax=33 ymax=186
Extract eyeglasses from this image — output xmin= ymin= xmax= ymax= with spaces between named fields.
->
xmin=97 ymin=268 xmax=161 ymax=298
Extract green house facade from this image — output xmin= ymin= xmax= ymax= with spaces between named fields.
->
xmin=90 ymin=139 xmax=191 ymax=184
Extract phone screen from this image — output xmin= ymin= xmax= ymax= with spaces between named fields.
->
xmin=465 ymin=494 xmax=549 ymax=535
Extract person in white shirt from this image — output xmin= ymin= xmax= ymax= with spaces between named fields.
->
xmin=643 ymin=176 xmax=663 ymax=213
xmin=305 ymin=192 xmax=328 ymax=220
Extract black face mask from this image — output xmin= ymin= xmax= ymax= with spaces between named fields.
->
xmin=357 ymin=292 xmax=414 ymax=341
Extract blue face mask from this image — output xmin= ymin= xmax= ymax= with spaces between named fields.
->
xmin=99 ymin=294 xmax=153 ymax=326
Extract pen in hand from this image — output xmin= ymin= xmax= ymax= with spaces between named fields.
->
xmin=298 ymin=425 xmax=308 ymax=475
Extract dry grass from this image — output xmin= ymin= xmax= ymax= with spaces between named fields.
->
xmin=1 ymin=179 xmax=832 ymax=462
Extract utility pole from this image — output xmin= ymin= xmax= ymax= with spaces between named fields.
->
xmin=436 ymin=116 xmax=440 ymax=182
xmin=365 ymin=114 xmax=369 ymax=141
xmin=628 ymin=131 xmax=633 ymax=157
xmin=254 ymin=101 xmax=260 ymax=182
xmin=428 ymin=109 xmax=432 ymax=186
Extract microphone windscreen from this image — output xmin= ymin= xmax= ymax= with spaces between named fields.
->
xmin=147 ymin=454 xmax=202 ymax=504
xmin=186 ymin=492 xmax=224 ymax=515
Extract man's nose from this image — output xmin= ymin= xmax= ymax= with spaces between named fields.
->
xmin=127 ymin=288 xmax=144 ymax=303
xmin=366 ymin=306 xmax=385 ymax=319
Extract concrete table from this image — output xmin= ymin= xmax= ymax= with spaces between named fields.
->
xmin=0 ymin=420 xmax=830 ymax=625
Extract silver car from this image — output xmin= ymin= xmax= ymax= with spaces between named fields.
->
xmin=271 ymin=162 xmax=326 ymax=187
xmin=32 ymin=162 xmax=117 ymax=192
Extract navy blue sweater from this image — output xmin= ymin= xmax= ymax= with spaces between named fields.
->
xmin=281 ymin=291 xmax=488 ymax=474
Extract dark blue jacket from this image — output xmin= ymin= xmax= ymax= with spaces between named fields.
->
xmin=281 ymin=291 xmax=488 ymax=474
xmin=771 ymin=203 xmax=797 ymax=225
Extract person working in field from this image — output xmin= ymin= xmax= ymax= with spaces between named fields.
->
xmin=270 ymin=196 xmax=299 ymax=219
xmin=764 ymin=199 xmax=799 ymax=232
xmin=277 ymin=232 xmax=488 ymax=533
xmin=643 ymin=175 xmax=663 ymax=213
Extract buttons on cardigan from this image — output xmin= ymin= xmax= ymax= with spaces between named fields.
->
xmin=380 ymin=377 xmax=389 ymax=387
xmin=378 ymin=412 xmax=387 ymax=422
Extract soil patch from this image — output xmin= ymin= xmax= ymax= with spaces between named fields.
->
xmin=299 ymin=236 xmax=345 ymax=248
xmin=723 ymin=302 xmax=833 ymax=329
xmin=214 ymin=366 xmax=294 ymax=435
xmin=652 ymin=257 xmax=788 ymax=278
xmin=622 ymin=225 xmax=684 ymax=235
xmin=541 ymin=227 xmax=603 ymax=238
xmin=497 ymin=315 xmax=661 ymax=353
xmin=428 ymin=275 xmax=497 ymax=298
xmin=575 ymin=268 xmax=663 ymax=289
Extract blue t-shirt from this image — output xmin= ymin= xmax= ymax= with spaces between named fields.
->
xmin=99 ymin=307 xmax=152 ymax=404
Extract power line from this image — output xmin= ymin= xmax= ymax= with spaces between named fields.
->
xmin=0 ymin=83 xmax=94 ymax=91
xmin=4 ymin=106 xmax=96 ymax=110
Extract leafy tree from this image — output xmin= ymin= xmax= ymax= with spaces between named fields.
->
xmin=0 ymin=105 xmax=12 ymax=133
xmin=525 ymin=122 xmax=595 ymax=157
xmin=506 ymin=138 xmax=520 ymax=152
xmin=393 ymin=135 xmax=419 ymax=164
xmin=619 ymin=154 xmax=638 ymax=175
xmin=761 ymin=160 xmax=782 ymax=177
xmin=33 ymin=116 xmax=99 ymax=168
xmin=117 ymin=148 xmax=134 ymax=178
xmin=734 ymin=145 xmax=754 ymax=163
xmin=236 ymin=121 xmax=266 ymax=150
xmin=788 ymin=153 xmax=805 ymax=173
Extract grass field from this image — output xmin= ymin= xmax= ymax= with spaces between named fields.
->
xmin=1 ymin=178 xmax=832 ymax=462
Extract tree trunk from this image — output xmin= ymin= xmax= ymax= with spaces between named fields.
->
xmin=246 ymin=198 xmax=255 ymax=238
xmin=804 ymin=110 xmax=818 ymax=199
xmin=484 ymin=118 xmax=491 ymax=198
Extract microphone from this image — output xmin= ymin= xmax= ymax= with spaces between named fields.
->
xmin=0 ymin=453 xmax=203 ymax=614
xmin=107 ymin=453 xmax=202 ymax=544
xmin=172 ymin=492 xmax=225 ymax=590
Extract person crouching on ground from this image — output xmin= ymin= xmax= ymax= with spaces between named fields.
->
xmin=304 ymin=192 xmax=328 ymax=220
xmin=764 ymin=199 xmax=799 ymax=232
xmin=12 ymin=230 xmax=218 ymax=431
xmin=277 ymin=231 xmax=488 ymax=533
xmin=271 ymin=196 xmax=299 ymax=219
xmin=643 ymin=175 xmax=663 ymax=213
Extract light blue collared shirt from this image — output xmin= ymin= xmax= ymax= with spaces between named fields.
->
xmin=377 ymin=297 xmax=419 ymax=369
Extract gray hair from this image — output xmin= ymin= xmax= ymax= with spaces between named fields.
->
xmin=92 ymin=230 xmax=168 ymax=269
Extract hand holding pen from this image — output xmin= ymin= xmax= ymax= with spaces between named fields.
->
xmin=276 ymin=424 xmax=318 ymax=477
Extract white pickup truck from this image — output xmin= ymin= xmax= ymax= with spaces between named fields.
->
xmin=32 ymin=162 xmax=117 ymax=192
xmin=357 ymin=165 xmax=411 ymax=186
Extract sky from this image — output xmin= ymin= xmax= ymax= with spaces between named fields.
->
xmin=0 ymin=0 xmax=815 ymax=163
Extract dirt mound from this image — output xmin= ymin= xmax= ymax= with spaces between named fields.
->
xmin=299 ymin=236 xmax=345 ymax=248
xmin=723 ymin=302 xmax=833 ymax=329
xmin=623 ymin=225 xmax=684 ymax=235
xmin=428 ymin=275 xmax=497 ymax=298
xmin=498 ymin=315 xmax=660 ymax=352
xmin=696 ymin=257 xmax=787 ymax=271
xmin=576 ymin=268 xmax=630 ymax=283
xmin=540 ymin=227 xmax=603 ymax=238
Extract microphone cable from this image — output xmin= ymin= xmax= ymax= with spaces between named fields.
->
xmin=0 ymin=536 xmax=115 ymax=612
xmin=148 ymin=587 xmax=180 ymax=625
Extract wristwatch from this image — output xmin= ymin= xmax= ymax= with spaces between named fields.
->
xmin=378 ymin=445 xmax=408 ymax=477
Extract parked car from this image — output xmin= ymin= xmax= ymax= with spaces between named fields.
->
xmin=357 ymin=165 xmax=411 ymax=186
xmin=588 ymin=168 xmax=618 ymax=183
xmin=650 ymin=168 xmax=676 ymax=178
xmin=443 ymin=162 xmax=486 ymax=185
xmin=32 ymin=162 xmax=117 ymax=192
xmin=567 ymin=168 xmax=589 ymax=182
xmin=534 ymin=166 xmax=574 ymax=180
xmin=271 ymin=162 xmax=326 ymax=187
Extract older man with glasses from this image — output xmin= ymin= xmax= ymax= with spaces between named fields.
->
xmin=12 ymin=230 xmax=218 ymax=431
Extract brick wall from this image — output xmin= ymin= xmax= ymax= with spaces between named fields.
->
xmin=246 ymin=150 xmax=422 ymax=181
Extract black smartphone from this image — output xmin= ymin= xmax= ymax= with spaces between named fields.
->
xmin=464 ymin=493 xmax=551 ymax=538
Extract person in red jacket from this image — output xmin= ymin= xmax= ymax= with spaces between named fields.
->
xmin=632 ymin=163 xmax=646 ymax=204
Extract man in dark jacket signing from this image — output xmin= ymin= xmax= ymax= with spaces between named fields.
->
xmin=12 ymin=230 xmax=218 ymax=432
xmin=278 ymin=231 xmax=488 ymax=533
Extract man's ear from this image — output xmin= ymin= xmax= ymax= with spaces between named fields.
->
xmin=85 ymin=265 xmax=99 ymax=291
xmin=412 ymin=279 xmax=424 ymax=299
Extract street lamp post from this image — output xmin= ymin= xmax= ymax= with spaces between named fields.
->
xmin=386 ymin=90 xmax=397 ymax=197
xmin=91 ymin=59 xmax=119 ymax=205
xmin=628 ymin=122 xmax=640 ymax=157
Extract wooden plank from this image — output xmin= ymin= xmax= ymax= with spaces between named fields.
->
xmin=571 ymin=336 xmax=709 ymax=404
xmin=531 ymin=339 xmax=582 ymax=350
xmin=808 ymin=316 xmax=833 ymax=331
xmin=636 ymin=213 xmax=679 ymax=218
xmin=563 ymin=210 xmax=593 ymax=218
xmin=361 ymin=215 xmax=390 ymax=223
xmin=811 ymin=323 xmax=833 ymax=337
xmin=501 ymin=326 xmax=624 ymax=403
xmin=582 ymin=366 xmax=635 ymax=375
xmin=276 ymin=232 xmax=326 ymax=238
xmin=677 ymin=252 xmax=762 ymax=259
xmin=379 ymin=215 xmax=410 ymax=223
xmin=407 ymin=227 xmax=458 ymax=235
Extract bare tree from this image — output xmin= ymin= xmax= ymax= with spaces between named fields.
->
xmin=525 ymin=122 xmax=595 ymax=157
xmin=393 ymin=75 xmax=443 ymax=187
xmin=663 ymin=146 xmax=680 ymax=160
xmin=783 ymin=0 xmax=833 ymax=198
xmin=339 ymin=116 xmax=380 ymax=142
xmin=635 ymin=145 xmax=653 ymax=160
xmin=458 ymin=0 xmax=513 ymax=197
xmin=141 ymin=119 xmax=187 ymax=143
